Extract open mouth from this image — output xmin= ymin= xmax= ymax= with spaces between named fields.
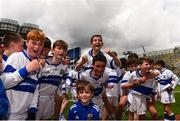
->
xmin=95 ymin=45 xmax=100 ymax=47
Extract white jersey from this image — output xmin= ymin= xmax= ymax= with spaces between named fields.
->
xmin=157 ymin=68 xmax=179 ymax=92
xmin=36 ymin=57 xmax=68 ymax=119
xmin=105 ymin=67 xmax=119 ymax=97
xmin=79 ymin=69 xmax=109 ymax=97
xmin=128 ymin=69 xmax=157 ymax=98
xmin=38 ymin=57 xmax=68 ymax=96
xmin=79 ymin=69 xmax=109 ymax=110
xmin=156 ymin=68 xmax=179 ymax=104
xmin=78 ymin=49 xmax=116 ymax=70
xmin=66 ymin=69 xmax=79 ymax=87
xmin=121 ymin=71 xmax=132 ymax=95
xmin=0 ymin=50 xmax=39 ymax=120
xmin=127 ymin=69 xmax=157 ymax=115
xmin=2 ymin=54 xmax=8 ymax=72
xmin=66 ymin=69 xmax=79 ymax=102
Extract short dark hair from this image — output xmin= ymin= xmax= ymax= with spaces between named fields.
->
xmin=3 ymin=32 xmax=22 ymax=47
xmin=138 ymin=57 xmax=152 ymax=65
xmin=126 ymin=58 xmax=138 ymax=67
xmin=76 ymin=80 xmax=94 ymax=94
xmin=44 ymin=37 xmax=51 ymax=49
xmin=128 ymin=53 xmax=139 ymax=60
xmin=90 ymin=34 xmax=102 ymax=43
xmin=120 ymin=58 xmax=127 ymax=69
xmin=92 ymin=54 xmax=107 ymax=65
xmin=156 ymin=60 xmax=165 ymax=68
xmin=53 ymin=40 xmax=68 ymax=50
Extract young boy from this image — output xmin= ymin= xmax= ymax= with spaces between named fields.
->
xmin=67 ymin=80 xmax=100 ymax=120
xmin=117 ymin=58 xmax=139 ymax=120
xmin=79 ymin=54 xmax=112 ymax=120
xmin=0 ymin=30 xmax=46 ymax=120
xmin=39 ymin=37 xmax=52 ymax=59
xmin=122 ymin=57 xmax=159 ymax=120
xmin=155 ymin=60 xmax=179 ymax=121
xmin=75 ymin=34 xmax=120 ymax=119
xmin=75 ymin=34 xmax=120 ymax=71
xmin=36 ymin=40 xmax=68 ymax=119
xmin=2 ymin=32 xmax=23 ymax=70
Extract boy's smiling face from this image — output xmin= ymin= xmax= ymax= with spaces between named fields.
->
xmin=26 ymin=39 xmax=44 ymax=59
xmin=78 ymin=87 xmax=93 ymax=105
xmin=91 ymin=36 xmax=103 ymax=51
xmin=140 ymin=61 xmax=151 ymax=74
xmin=92 ymin=60 xmax=106 ymax=78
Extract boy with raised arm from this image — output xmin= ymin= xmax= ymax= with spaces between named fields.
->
xmin=0 ymin=30 xmax=46 ymax=120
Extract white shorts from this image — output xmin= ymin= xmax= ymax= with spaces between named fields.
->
xmin=128 ymin=93 xmax=147 ymax=115
xmin=36 ymin=95 xmax=55 ymax=119
xmin=160 ymin=90 xmax=175 ymax=104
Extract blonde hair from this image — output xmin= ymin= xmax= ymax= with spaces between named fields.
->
xmin=27 ymin=30 xmax=46 ymax=42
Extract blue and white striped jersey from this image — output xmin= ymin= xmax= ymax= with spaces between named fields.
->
xmin=128 ymin=69 xmax=157 ymax=97
xmin=156 ymin=68 xmax=179 ymax=91
xmin=0 ymin=50 xmax=40 ymax=119
xmin=79 ymin=69 xmax=109 ymax=96
xmin=77 ymin=49 xmax=116 ymax=70
xmin=38 ymin=57 xmax=68 ymax=96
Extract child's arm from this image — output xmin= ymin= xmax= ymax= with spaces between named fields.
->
xmin=75 ymin=55 xmax=88 ymax=71
xmin=27 ymin=84 xmax=39 ymax=120
xmin=104 ymin=48 xmax=121 ymax=67
xmin=121 ymin=79 xmax=141 ymax=90
xmin=171 ymin=73 xmax=179 ymax=90
xmin=1 ymin=55 xmax=42 ymax=89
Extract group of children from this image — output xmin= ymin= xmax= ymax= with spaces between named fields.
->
xmin=0 ymin=30 xmax=179 ymax=120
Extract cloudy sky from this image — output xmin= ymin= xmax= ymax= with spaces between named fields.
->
xmin=0 ymin=0 xmax=180 ymax=55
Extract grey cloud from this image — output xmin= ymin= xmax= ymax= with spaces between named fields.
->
xmin=0 ymin=0 xmax=180 ymax=55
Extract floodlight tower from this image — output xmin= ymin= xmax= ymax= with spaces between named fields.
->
xmin=19 ymin=23 xmax=41 ymax=39
xmin=0 ymin=18 xmax=20 ymax=37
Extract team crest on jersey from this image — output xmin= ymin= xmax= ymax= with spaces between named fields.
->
xmin=60 ymin=69 xmax=65 ymax=75
xmin=87 ymin=113 xmax=93 ymax=120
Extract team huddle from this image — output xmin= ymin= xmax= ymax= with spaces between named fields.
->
xmin=0 ymin=30 xmax=179 ymax=120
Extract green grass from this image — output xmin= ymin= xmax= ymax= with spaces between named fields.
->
xmin=64 ymin=85 xmax=180 ymax=120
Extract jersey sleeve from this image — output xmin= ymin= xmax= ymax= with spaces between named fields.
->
xmin=171 ymin=73 xmax=179 ymax=90
xmin=121 ymin=72 xmax=130 ymax=86
xmin=0 ymin=53 xmax=30 ymax=89
xmin=27 ymin=84 xmax=39 ymax=113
